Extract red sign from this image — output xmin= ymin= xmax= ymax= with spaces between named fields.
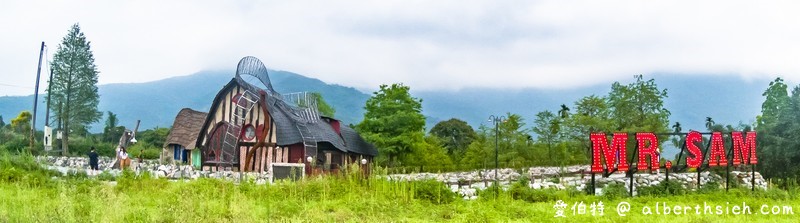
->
xmin=590 ymin=131 xmax=757 ymax=173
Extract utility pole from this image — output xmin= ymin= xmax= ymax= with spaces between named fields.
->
xmin=44 ymin=68 xmax=54 ymax=151
xmin=488 ymin=115 xmax=505 ymax=194
xmin=30 ymin=41 xmax=45 ymax=152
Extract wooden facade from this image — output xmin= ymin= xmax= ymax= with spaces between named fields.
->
xmin=197 ymin=84 xmax=277 ymax=172
xmin=189 ymin=78 xmax=377 ymax=175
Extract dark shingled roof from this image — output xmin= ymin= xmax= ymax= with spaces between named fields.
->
xmin=164 ymin=108 xmax=208 ymax=150
xmin=340 ymin=125 xmax=378 ymax=156
xmin=197 ymin=78 xmax=377 ymax=157
xmin=263 ymin=83 xmax=377 ymax=156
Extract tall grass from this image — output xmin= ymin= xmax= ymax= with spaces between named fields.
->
xmin=0 ymin=154 xmax=798 ymax=222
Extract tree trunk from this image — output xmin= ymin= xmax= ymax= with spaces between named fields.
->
xmin=62 ymin=81 xmax=72 ymax=155
xmin=63 ymin=122 xmax=69 ymax=156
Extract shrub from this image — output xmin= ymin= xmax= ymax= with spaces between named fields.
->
xmin=0 ymin=153 xmax=59 ymax=187
xmin=755 ymin=188 xmax=790 ymax=200
xmin=142 ymin=148 xmax=161 ymax=160
xmin=509 ymin=187 xmax=563 ymax=203
xmin=0 ymin=134 xmax=28 ymax=153
xmin=97 ymin=170 xmax=116 ymax=181
xmin=478 ymin=184 xmax=502 ymax=200
xmin=413 ymin=179 xmax=457 ymax=204
xmin=65 ymin=136 xmax=98 ymax=156
xmin=507 ymin=177 xmax=565 ymax=202
xmin=638 ymin=180 xmax=688 ymax=196
xmin=602 ymin=183 xmax=628 ymax=200
xmin=696 ymin=181 xmax=721 ymax=194
xmin=66 ymin=169 xmax=89 ymax=180
xmin=127 ymin=143 xmax=162 ymax=160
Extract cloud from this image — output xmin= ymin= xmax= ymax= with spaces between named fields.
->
xmin=1 ymin=0 xmax=800 ymax=96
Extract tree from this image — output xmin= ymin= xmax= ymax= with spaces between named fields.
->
xmin=558 ymin=104 xmax=570 ymax=118
xmin=310 ymin=92 xmax=336 ymax=118
xmin=48 ymin=24 xmax=102 ymax=155
xmin=758 ymin=77 xmax=789 ymax=128
xmin=137 ymin=127 xmax=171 ymax=148
xmin=672 ymin=122 xmax=682 ymax=133
xmin=356 ymin=83 xmax=426 ymax=166
xmin=0 ymin=115 xmax=5 ymax=128
xmin=404 ymin=135 xmax=453 ymax=170
xmin=532 ymin=110 xmax=560 ymax=162
xmin=461 ymin=114 xmax=534 ymax=168
xmin=495 ymin=113 xmax=533 ymax=165
xmin=10 ymin=111 xmax=32 ymax=134
xmin=102 ymin=111 xmax=124 ymax=142
xmin=705 ymin=117 xmax=715 ymax=131
xmin=756 ymin=78 xmax=798 ymax=182
xmin=429 ymin=118 xmax=476 ymax=162
xmin=460 ymin=133 xmax=490 ymax=169
xmin=562 ymin=95 xmax=612 ymax=161
xmin=771 ymin=86 xmax=800 ymax=181
xmin=607 ymin=75 xmax=671 ymax=133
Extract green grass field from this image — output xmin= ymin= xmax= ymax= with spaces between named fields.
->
xmin=0 ymin=155 xmax=797 ymax=222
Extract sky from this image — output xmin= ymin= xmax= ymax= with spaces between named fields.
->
xmin=2 ymin=0 xmax=800 ymax=96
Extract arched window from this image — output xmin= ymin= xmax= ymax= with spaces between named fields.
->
xmin=204 ymin=122 xmax=228 ymax=164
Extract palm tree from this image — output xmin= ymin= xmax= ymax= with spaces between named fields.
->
xmin=705 ymin=117 xmax=715 ymax=131
xmin=558 ymin=104 xmax=570 ymax=119
xmin=672 ymin=122 xmax=682 ymax=133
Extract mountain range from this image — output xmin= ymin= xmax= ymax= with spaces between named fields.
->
xmin=0 ymin=70 xmax=368 ymax=133
xmin=1 ymin=71 xmax=772 ymax=144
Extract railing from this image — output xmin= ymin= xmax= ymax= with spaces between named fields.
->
xmin=383 ymin=161 xmax=589 ymax=175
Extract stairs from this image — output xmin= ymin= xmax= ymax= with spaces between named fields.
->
xmin=281 ymin=92 xmax=320 ymax=161
xmin=220 ymin=90 xmax=260 ymax=165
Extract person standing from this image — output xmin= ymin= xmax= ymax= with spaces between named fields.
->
xmin=136 ymin=149 xmax=144 ymax=172
xmin=119 ymin=147 xmax=130 ymax=169
xmin=138 ymin=149 xmax=144 ymax=163
xmin=88 ymin=147 xmax=99 ymax=174
xmin=114 ymin=146 xmax=122 ymax=169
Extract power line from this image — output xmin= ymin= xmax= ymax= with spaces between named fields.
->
xmin=0 ymin=83 xmax=33 ymax=89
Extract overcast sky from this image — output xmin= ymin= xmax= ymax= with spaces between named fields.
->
xmin=2 ymin=0 xmax=800 ymax=96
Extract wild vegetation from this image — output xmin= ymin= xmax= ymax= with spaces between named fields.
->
xmin=2 ymin=21 xmax=799 ymax=223
xmin=0 ymin=152 xmax=798 ymax=222
xmin=0 ymin=116 xmax=165 ymax=159
xmin=357 ymin=75 xmax=673 ymax=171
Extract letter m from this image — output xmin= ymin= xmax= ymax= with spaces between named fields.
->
xmin=732 ymin=131 xmax=758 ymax=165
xmin=590 ymin=133 xmax=629 ymax=173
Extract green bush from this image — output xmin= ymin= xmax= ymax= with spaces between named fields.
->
xmin=638 ymin=180 xmax=688 ymax=196
xmin=66 ymin=169 xmax=89 ymax=180
xmin=0 ymin=153 xmax=59 ymax=187
xmin=696 ymin=181 xmax=721 ymax=194
xmin=508 ymin=177 xmax=558 ymax=202
xmin=65 ymin=136 xmax=98 ymax=156
xmin=755 ymin=188 xmax=790 ymax=200
xmin=97 ymin=170 xmax=116 ymax=181
xmin=510 ymin=187 xmax=563 ymax=203
xmin=0 ymin=133 xmax=29 ymax=153
xmin=602 ymin=183 xmax=628 ymax=200
xmin=126 ymin=144 xmax=161 ymax=160
xmin=115 ymin=169 xmax=167 ymax=193
xmin=413 ymin=179 xmax=457 ymax=204
xmin=478 ymin=184 xmax=502 ymax=200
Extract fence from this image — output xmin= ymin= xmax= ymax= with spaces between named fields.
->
xmin=383 ymin=161 xmax=585 ymax=175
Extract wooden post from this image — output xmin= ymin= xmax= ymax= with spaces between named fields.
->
xmin=30 ymin=41 xmax=45 ymax=152
xmin=752 ymin=164 xmax=756 ymax=191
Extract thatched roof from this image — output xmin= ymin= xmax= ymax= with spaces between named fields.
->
xmin=164 ymin=108 xmax=208 ymax=150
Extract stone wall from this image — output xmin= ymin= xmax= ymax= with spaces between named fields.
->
xmin=37 ymin=157 xmax=768 ymax=200
xmin=388 ymin=165 xmax=768 ymax=199
xmin=37 ymin=156 xmax=271 ymax=184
